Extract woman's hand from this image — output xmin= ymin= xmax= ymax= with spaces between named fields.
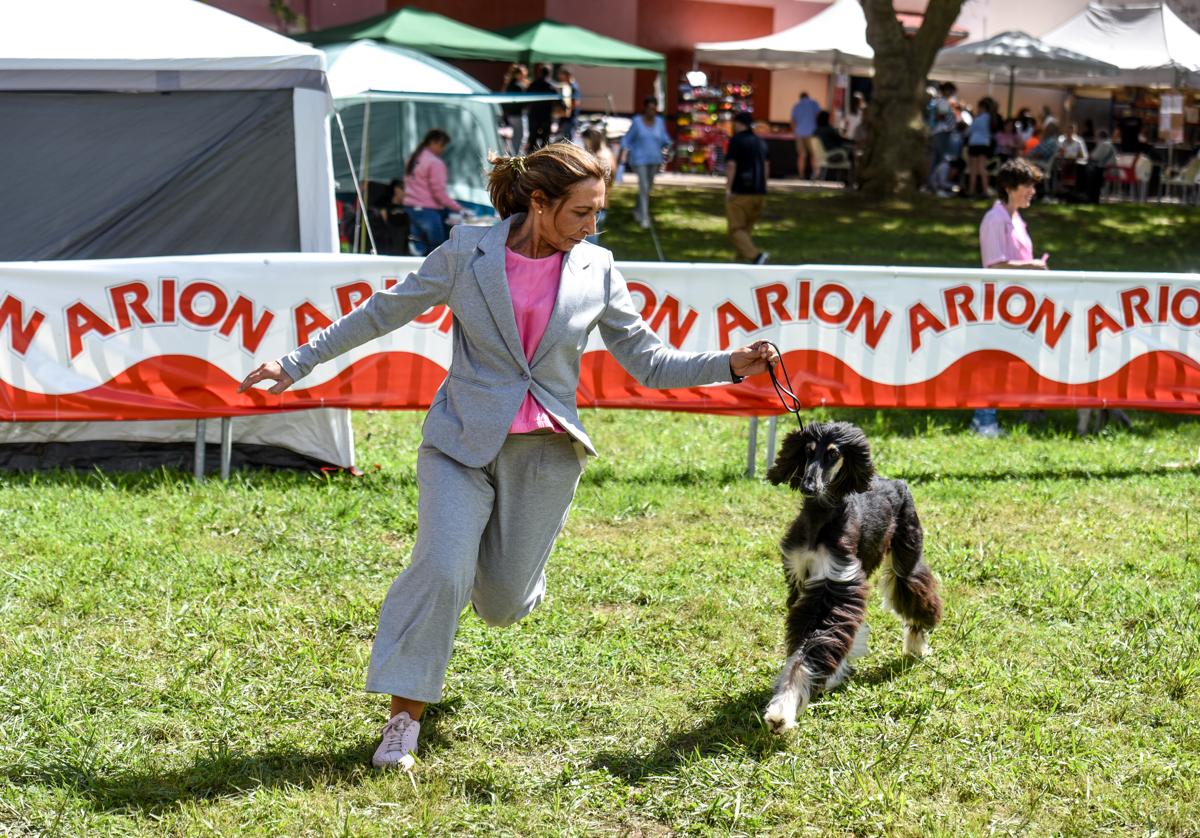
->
xmin=237 ymin=361 xmax=294 ymax=395
xmin=730 ymin=340 xmax=779 ymax=380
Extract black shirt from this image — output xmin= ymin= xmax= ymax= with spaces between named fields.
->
xmin=726 ymin=129 xmax=768 ymax=195
xmin=527 ymin=78 xmax=557 ymax=124
xmin=502 ymin=80 xmax=526 ymax=119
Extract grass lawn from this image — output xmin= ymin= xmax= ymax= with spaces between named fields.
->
xmin=602 ymin=184 xmax=1200 ymax=273
xmin=2 ymin=190 xmax=1198 ymax=835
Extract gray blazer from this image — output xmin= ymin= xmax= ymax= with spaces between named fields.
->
xmin=279 ymin=214 xmax=735 ymax=467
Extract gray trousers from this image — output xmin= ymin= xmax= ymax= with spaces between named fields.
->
xmin=634 ymin=163 xmax=658 ymax=223
xmin=366 ymin=432 xmax=586 ymax=703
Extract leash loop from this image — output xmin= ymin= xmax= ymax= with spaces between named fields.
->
xmin=762 ymin=340 xmax=804 ymax=428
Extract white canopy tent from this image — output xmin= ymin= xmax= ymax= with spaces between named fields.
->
xmin=694 ymin=0 xmax=873 ymax=73
xmin=0 ymin=0 xmax=354 ymax=470
xmin=1042 ymin=2 xmax=1200 ymax=89
xmin=322 ymin=41 xmax=507 ymax=209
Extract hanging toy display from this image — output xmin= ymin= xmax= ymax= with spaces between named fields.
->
xmin=673 ymin=75 xmax=753 ymax=174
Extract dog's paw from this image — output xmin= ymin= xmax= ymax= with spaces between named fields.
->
xmin=763 ymin=697 xmax=797 ymax=734
xmin=903 ymin=626 xmax=930 ymax=658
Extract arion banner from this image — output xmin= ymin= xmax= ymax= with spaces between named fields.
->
xmin=1 ymin=253 xmax=1198 ymax=421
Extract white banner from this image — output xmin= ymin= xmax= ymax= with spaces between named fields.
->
xmin=1 ymin=253 xmax=1198 ymax=420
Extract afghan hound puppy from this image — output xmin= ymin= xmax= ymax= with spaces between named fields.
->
xmin=762 ymin=421 xmax=942 ymax=733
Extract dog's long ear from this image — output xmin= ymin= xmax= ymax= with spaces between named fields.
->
xmin=835 ymin=423 xmax=875 ymax=494
xmin=766 ymin=428 xmax=811 ymax=487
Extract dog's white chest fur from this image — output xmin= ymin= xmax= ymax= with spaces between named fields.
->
xmin=782 ymin=544 xmax=859 ymax=587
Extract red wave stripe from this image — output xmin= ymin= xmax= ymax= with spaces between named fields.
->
xmin=3 ymin=349 xmax=1200 ymax=422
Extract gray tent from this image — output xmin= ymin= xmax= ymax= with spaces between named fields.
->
xmin=0 ymin=0 xmax=352 ymax=471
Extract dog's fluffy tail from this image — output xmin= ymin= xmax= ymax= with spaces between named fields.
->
xmin=879 ymin=482 xmax=942 ymax=637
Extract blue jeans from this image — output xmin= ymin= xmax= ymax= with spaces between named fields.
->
xmin=585 ymin=209 xmax=607 ymax=245
xmin=406 ymin=208 xmax=447 ymax=256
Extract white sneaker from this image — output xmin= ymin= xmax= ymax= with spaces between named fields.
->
xmin=372 ymin=711 xmax=420 ymax=769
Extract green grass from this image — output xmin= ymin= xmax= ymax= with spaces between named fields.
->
xmin=2 ymin=189 xmax=1199 ymax=834
xmin=602 ymin=186 xmax=1200 ymax=273
xmin=2 ymin=408 xmax=1199 ymax=835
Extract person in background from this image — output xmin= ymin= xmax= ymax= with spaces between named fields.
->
xmin=526 ymin=64 xmax=557 ymax=151
xmin=1089 ymin=129 xmax=1117 ymax=170
xmin=1015 ymin=108 xmax=1036 ymax=145
xmin=994 ymin=118 xmax=1020 ymax=162
xmin=724 ymin=110 xmax=770 ymax=265
xmin=972 ymin=158 xmax=1048 ymax=437
xmin=237 ymin=142 xmax=779 ymax=773
xmin=1058 ymin=122 xmax=1088 ymax=163
xmin=402 ymin=129 xmax=464 ymax=256
xmin=556 ymin=66 xmax=581 ymax=144
xmin=791 ymin=91 xmax=821 ymax=179
xmin=1021 ymin=123 xmax=1042 ymax=157
xmin=814 ymin=110 xmax=849 ymax=152
xmin=1027 ymin=127 xmax=1060 ymax=197
xmin=581 ymin=127 xmax=614 ymax=243
xmin=376 ymin=178 xmax=411 ymax=255
xmin=929 ymin=82 xmax=959 ymax=170
xmin=501 ymin=63 xmax=529 ymax=156
xmin=842 ymin=92 xmax=866 ymax=144
xmin=618 ymin=96 xmax=672 ymax=229
xmin=964 ymin=97 xmax=995 ymax=198
xmin=929 ymin=157 xmax=966 ymax=197
xmin=1082 ymin=129 xmax=1117 ymax=204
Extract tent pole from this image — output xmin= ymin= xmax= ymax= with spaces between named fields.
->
xmin=1007 ymin=65 xmax=1015 ymax=120
xmin=353 ymin=96 xmax=373 ymax=254
xmin=333 ymin=109 xmax=377 ymax=256
xmin=220 ymin=417 xmax=233 ymax=481
xmin=194 ymin=419 xmax=206 ymax=482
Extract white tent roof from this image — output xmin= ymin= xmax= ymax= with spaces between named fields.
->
xmin=1042 ymin=2 xmax=1200 ymax=88
xmin=0 ymin=0 xmax=327 ymax=91
xmin=694 ymin=0 xmax=873 ymax=72
xmin=323 ymin=40 xmax=484 ymax=99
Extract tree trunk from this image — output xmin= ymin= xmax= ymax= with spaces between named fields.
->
xmin=859 ymin=0 xmax=964 ymax=200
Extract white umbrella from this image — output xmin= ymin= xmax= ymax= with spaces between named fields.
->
xmin=933 ymin=30 xmax=1120 ymax=117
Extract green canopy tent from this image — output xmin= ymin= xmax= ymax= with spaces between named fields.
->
xmin=306 ymin=7 xmax=524 ymax=62
xmin=495 ymin=19 xmax=666 ymax=73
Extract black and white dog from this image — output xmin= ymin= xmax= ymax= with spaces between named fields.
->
xmin=762 ymin=421 xmax=942 ymax=732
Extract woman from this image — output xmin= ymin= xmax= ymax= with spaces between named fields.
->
xmin=618 ymin=96 xmax=672 ymax=229
xmin=402 ymin=129 xmax=464 ymax=255
xmin=972 ymin=158 xmax=1048 ymax=437
xmin=581 ymin=127 xmax=615 ymax=244
xmin=964 ymin=98 xmax=994 ymax=198
xmin=237 ymin=143 xmax=778 ymax=770
xmin=501 ymin=63 xmax=528 ymax=156
xmin=994 ymin=118 xmax=1019 ymax=162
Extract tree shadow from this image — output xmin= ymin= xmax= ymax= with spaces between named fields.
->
xmin=3 ymin=706 xmax=459 ymax=816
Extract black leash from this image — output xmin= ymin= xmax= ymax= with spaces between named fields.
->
xmin=761 ymin=340 xmax=804 ymax=428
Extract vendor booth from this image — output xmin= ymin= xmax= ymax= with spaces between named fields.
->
xmin=0 ymin=0 xmax=352 ymax=470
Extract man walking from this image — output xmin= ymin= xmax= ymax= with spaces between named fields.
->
xmin=725 ymin=110 xmax=769 ymax=265
xmin=791 ymin=91 xmax=820 ymax=179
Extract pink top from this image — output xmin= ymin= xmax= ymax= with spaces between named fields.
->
xmin=505 ymin=246 xmax=565 ymax=434
xmin=979 ymin=201 xmax=1033 ymax=267
xmin=403 ymin=148 xmax=464 ymax=212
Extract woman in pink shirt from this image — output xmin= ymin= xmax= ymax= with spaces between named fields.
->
xmin=403 ymin=129 xmax=464 ymax=255
xmin=973 ymin=158 xmax=1048 ymax=436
